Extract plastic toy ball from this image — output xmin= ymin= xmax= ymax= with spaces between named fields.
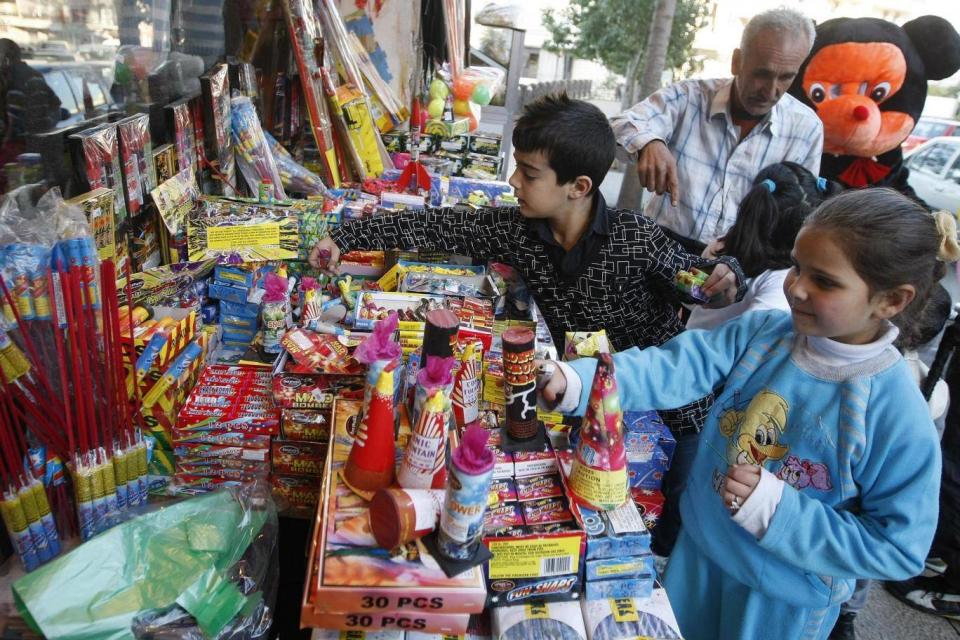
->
xmin=429 ymin=78 xmax=449 ymax=100
xmin=471 ymin=83 xmax=492 ymax=106
xmin=428 ymin=98 xmax=445 ymax=119
xmin=453 ymin=99 xmax=471 ymax=116
xmin=452 ymin=76 xmax=475 ymax=101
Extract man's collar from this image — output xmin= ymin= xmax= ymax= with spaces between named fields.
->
xmin=709 ymin=78 xmax=780 ymax=135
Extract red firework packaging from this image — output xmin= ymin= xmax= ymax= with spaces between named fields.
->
xmin=502 ymin=328 xmax=538 ymax=441
xmin=397 ymin=388 xmax=447 ymax=489
xmin=116 ymin=114 xmax=157 ymax=218
xmin=569 ymin=354 xmax=628 ymax=511
xmin=452 ymin=341 xmax=481 ymax=428
xmin=71 ymin=124 xmax=128 ymax=226
xmin=342 ymin=361 xmax=397 ymax=498
xmin=369 ymin=488 xmax=445 ymax=549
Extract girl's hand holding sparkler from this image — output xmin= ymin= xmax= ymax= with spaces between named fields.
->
xmin=308 ymin=236 xmax=341 ymax=275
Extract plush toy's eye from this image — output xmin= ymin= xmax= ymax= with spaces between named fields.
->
xmin=870 ymin=82 xmax=891 ymax=102
xmin=808 ymin=83 xmax=826 ymax=103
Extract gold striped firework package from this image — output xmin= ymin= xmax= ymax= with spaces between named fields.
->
xmin=187 ymin=197 xmax=300 ymax=262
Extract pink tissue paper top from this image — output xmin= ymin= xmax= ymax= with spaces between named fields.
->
xmin=355 ymin=312 xmax=402 ymax=363
xmin=417 ymin=355 xmax=455 ymax=389
xmin=453 ymin=424 xmax=494 ymax=474
xmin=263 ymin=272 xmax=288 ymax=303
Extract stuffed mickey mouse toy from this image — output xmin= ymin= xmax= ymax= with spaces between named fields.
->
xmin=789 ymin=16 xmax=960 ymax=205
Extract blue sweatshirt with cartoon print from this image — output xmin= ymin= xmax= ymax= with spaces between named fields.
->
xmin=565 ymin=310 xmax=941 ymax=608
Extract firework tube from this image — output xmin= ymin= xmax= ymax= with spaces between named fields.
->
xmin=452 ymin=341 xmax=481 ymax=427
xmin=412 ymin=355 xmax=454 ymax=430
xmin=398 ymin=388 xmax=448 ymax=490
xmin=27 ymin=245 xmax=51 ymax=320
xmin=502 ymin=328 xmax=538 ymax=441
xmin=370 ymin=488 xmax=445 ymax=549
xmin=261 ymin=272 xmax=287 ymax=354
xmin=438 ymin=424 xmax=495 ymax=560
xmin=100 ymin=449 xmax=120 ymax=524
xmin=113 ymin=446 xmax=129 ymax=511
xmin=1 ymin=491 xmax=39 ymax=571
xmin=136 ymin=439 xmax=149 ymax=504
xmin=29 ymin=480 xmax=60 ymax=556
xmin=569 ymin=353 xmax=628 ymax=511
xmin=421 ymin=309 xmax=459 ymax=371
xmin=72 ymin=461 xmax=96 ymax=540
xmin=90 ymin=455 xmax=108 ymax=533
xmin=18 ymin=484 xmax=52 ymax=563
xmin=342 ymin=362 xmax=397 ymax=496
xmin=124 ymin=445 xmax=141 ymax=507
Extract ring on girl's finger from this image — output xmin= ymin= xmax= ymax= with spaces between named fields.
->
xmin=729 ymin=495 xmax=742 ymax=511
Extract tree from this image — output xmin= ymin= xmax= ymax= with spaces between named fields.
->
xmin=543 ymin=0 xmax=708 ymax=109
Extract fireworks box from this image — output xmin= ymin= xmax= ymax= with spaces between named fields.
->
xmin=630 ymin=488 xmax=665 ymax=533
xmin=556 ymin=451 xmax=651 ymax=561
xmin=187 ymin=197 xmax=300 ymax=262
xmin=153 ymin=143 xmax=178 ymax=184
xmin=271 ymin=439 xmax=326 ymax=477
xmin=583 ymin=577 xmax=654 ymax=602
xmin=624 ymin=431 xmax=670 ymax=491
xmin=353 ymin=291 xmax=445 ymax=332
xmin=580 ymin=591 xmax=683 ymax=640
xmin=273 ymin=473 xmax=323 ymax=519
xmin=623 ymin=411 xmax=676 ymax=463
xmin=282 ymin=409 xmax=332 ymax=442
xmin=492 ymin=601 xmax=587 ymax=640
xmin=117 ymin=260 xmax=216 ymax=307
xmin=301 ymin=399 xmax=485 ymax=630
xmin=66 ymin=188 xmax=117 ymax=261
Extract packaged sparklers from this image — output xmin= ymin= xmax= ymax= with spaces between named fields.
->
xmin=200 ymin=64 xmax=236 ymax=196
xmin=232 ymin=96 xmax=286 ymax=201
xmin=70 ymin=124 xmax=128 ymax=226
xmin=116 ymin=114 xmax=158 ymax=218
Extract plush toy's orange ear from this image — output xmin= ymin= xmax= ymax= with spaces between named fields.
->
xmin=801 ymin=42 xmax=913 ymax=157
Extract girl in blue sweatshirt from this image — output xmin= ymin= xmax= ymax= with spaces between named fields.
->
xmin=542 ymin=188 xmax=960 ymax=639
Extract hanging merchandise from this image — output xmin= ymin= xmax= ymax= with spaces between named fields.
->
xmin=70 ymin=125 xmax=129 ymax=228
xmin=569 ymin=354 xmax=628 ymax=511
xmin=166 ymin=97 xmax=198 ymax=179
xmin=200 ymin=64 xmax=237 ymax=196
xmin=116 ymin=114 xmax=159 ymax=219
xmin=348 ymin=32 xmax=409 ymax=132
xmin=282 ymin=0 xmax=341 ymax=186
xmin=231 ymin=96 xmax=287 ymax=202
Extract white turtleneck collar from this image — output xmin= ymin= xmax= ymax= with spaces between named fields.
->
xmin=803 ymin=322 xmax=900 ymax=368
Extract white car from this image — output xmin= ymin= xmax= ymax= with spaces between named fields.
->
xmin=905 ymin=136 xmax=960 ymax=214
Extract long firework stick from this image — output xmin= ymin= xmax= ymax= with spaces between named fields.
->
xmin=61 ymin=268 xmax=89 ymax=453
xmin=48 ymin=269 xmax=75 ymax=456
xmin=0 ymin=279 xmax=62 ymax=413
xmin=69 ymin=268 xmax=99 ymax=451
xmin=5 ymin=385 xmax=67 ymax=454
xmin=97 ymin=263 xmax=117 ymax=443
xmin=122 ymin=260 xmax=144 ymax=431
xmin=105 ymin=264 xmax=133 ymax=440
xmin=80 ymin=275 xmax=107 ymax=449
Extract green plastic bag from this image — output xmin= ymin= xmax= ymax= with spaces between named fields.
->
xmin=12 ymin=485 xmax=275 ymax=640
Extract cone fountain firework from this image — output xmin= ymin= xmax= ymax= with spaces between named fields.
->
xmin=342 ymin=361 xmax=398 ymax=498
xmin=398 ymin=388 xmax=448 ymax=490
xmin=569 ymin=354 xmax=628 ymax=511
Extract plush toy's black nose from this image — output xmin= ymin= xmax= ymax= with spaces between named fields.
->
xmin=853 ymin=105 xmax=870 ymax=121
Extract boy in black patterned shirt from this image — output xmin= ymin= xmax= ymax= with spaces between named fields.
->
xmin=310 ymin=94 xmax=746 ymax=553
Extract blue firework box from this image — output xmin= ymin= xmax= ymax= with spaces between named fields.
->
xmin=584 ymin=576 xmax=654 ymax=601
xmin=623 ymin=410 xmax=676 ymax=461
xmin=585 ymin=555 xmax=655 ymax=582
xmin=581 ymin=590 xmax=683 ymax=640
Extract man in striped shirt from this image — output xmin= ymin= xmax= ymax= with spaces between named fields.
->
xmin=612 ymin=8 xmax=823 ymax=253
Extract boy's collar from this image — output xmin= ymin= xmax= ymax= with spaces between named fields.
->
xmin=531 ymin=192 xmax=611 ymax=246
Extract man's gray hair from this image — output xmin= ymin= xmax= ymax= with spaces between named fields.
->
xmin=740 ymin=7 xmax=815 ymax=55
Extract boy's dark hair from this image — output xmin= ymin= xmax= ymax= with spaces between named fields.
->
xmin=896 ymin=283 xmax=953 ymax=351
xmin=719 ymin=162 xmax=842 ymax=277
xmin=512 ymin=93 xmax=615 ymax=195
xmin=806 ymin=188 xmax=947 ymax=348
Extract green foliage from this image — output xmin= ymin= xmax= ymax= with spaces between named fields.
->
xmin=543 ymin=0 xmax=709 ymax=79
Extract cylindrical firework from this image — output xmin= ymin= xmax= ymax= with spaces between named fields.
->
xmin=438 ymin=425 xmax=495 ymax=561
xmin=411 ymin=355 xmax=454 ymax=430
xmin=124 ymin=446 xmax=141 ymax=508
xmin=101 ymin=451 xmax=120 ymax=523
xmin=18 ymin=484 xmax=52 ymax=563
xmin=569 ymin=354 xmax=628 ymax=511
xmin=73 ymin=463 xmax=96 ymax=541
xmin=136 ymin=440 xmax=149 ymax=503
xmin=113 ymin=447 xmax=129 ymax=511
xmin=502 ymin=328 xmax=538 ymax=441
xmin=261 ymin=300 xmax=286 ymax=353
xmin=29 ymin=480 xmax=60 ymax=556
xmin=369 ymin=488 xmax=444 ymax=549
xmin=398 ymin=389 xmax=448 ymax=490
xmin=90 ymin=458 xmax=108 ymax=534
xmin=452 ymin=341 xmax=482 ymax=428
xmin=421 ymin=309 xmax=459 ymax=371
xmin=0 ymin=491 xmax=39 ymax=571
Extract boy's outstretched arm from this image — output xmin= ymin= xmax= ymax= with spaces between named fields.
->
xmin=308 ymin=205 xmax=521 ymax=273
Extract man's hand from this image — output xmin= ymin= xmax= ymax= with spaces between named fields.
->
xmin=701 ymin=263 xmax=738 ymax=309
xmin=724 ymin=464 xmax=760 ymax=515
xmin=308 ymin=236 xmax=341 ymax=275
xmin=637 ymin=140 xmax=679 ymax=206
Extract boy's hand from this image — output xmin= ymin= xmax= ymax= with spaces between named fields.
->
xmin=701 ymin=263 xmax=738 ymax=308
xmin=309 ymin=237 xmax=341 ymax=275
xmin=535 ymin=359 xmax=567 ymax=408
xmin=637 ymin=140 xmax=679 ymax=207
xmin=724 ymin=464 xmax=760 ymax=514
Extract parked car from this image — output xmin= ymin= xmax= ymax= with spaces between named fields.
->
xmin=24 ymin=61 xmax=118 ymax=128
xmin=903 ymin=117 xmax=960 ymax=153
xmin=905 ymin=137 xmax=960 ymax=213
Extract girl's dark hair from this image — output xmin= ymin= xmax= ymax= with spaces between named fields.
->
xmin=718 ymin=162 xmax=842 ymax=277
xmin=895 ymin=284 xmax=953 ymax=351
xmin=805 ymin=188 xmax=947 ymax=347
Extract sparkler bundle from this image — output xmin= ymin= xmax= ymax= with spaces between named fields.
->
xmin=0 ymin=190 xmax=145 ymax=571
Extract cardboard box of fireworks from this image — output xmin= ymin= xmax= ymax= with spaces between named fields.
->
xmin=186 ymin=197 xmax=301 ymax=263
xmin=271 ymin=348 xmax=365 ymax=517
xmin=301 ymin=398 xmax=486 ymax=633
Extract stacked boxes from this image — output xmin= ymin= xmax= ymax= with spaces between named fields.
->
xmin=623 ymin=411 xmax=676 ymax=491
xmin=209 ymin=265 xmax=260 ymax=347
xmin=556 ymin=451 xmax=655 ymax=601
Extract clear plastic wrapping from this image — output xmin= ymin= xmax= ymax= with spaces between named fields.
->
xmin=231 ymin=96 xmax=287 ymax=201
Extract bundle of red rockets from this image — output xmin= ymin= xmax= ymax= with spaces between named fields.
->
xmin=0 ymin=232 xmax=148 ymax=571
